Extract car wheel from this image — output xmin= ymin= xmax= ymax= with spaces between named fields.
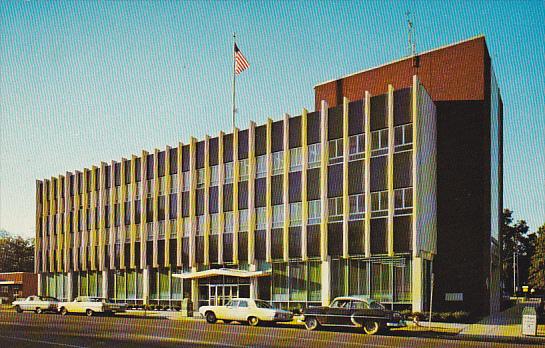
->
xmin=363 ymin=320 xmax=381 ymax=335
xmin=15 ymin=305 xmax=23 ymax=313
xmin=60 ymin=307 xmax=68 ymax=316
xmin=304 ymin=317 xmax=320 ymax=331
xmin=248 ymin=316 xmax=260 ymax=327
xmin=205 ymin=311 xmax=217 ymax=324
xmin=86 ymin=309 xmax=94 ymax=317
xmin=35 ymin=308 xmax=43 ymax=314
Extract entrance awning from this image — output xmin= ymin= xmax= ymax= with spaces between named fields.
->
xmin=172 ymin=268 xmax=271 ymax=280
xmin=0 ymin=281 xmax=16 ymax=285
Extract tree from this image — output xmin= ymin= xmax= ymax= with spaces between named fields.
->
xmin=528 ymin=224 xmax=545 ymax=290
xmin=0 ymin=235 xmax=35 ymax=273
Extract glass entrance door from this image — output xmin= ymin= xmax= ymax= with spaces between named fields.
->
xmin=208 ymin=285 xmax=239 ymax=306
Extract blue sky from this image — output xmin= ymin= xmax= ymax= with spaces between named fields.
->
xmin=1 ymin=1 xmax=544 ymax=238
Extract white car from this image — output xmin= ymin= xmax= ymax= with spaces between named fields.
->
xmin=58 ymin=296 xmax=127 ymax=317
xmin=199 ymin=298 xmax=293 ymax=326
xmin=12 ymin=295 xmax=59 ymax=314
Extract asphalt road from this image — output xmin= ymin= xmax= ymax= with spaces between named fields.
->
xmin=0 ymin=311 xmax=539 ymax=348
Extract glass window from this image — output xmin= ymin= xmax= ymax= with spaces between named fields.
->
xmin=371 ymin=191 xmax=388 ymax=212
xmin=196 ymin=215 xmax=205 ymax=236
xmin=182 ymin=172 xmax=190 ymax=191
xmin=239 ymin=159 xmax=249 ymax=181
xmin=349 ymin=194 xmax=365 ymax=220
xmin=308 ymin=200 xmax=321 ymax=225
xmin=394 ymin=187 xmax=413 ymax=210
xmin=272 ymin=205 xmax=284 ymax=228
xmin=183 ymin=218 xmax=191 ymax=237
xmin=289 ymin=202 xmax=302 ymax=226
xmin=170 ymin=174 xmax=178 ymax=193
xmin=328 ymin=197 xmax=343 ymax=221
xmin=395 ymin=124 xmax=413 ymax=147
xmin=308 ymin=143 xmax=321 ymax=169
xmin=196 ymin=168 xmax=205 ymax=189
xmin=328 ymin=138 xmax=343 ymax=164
xmin=129 ymin=183 xmax=135 ymax=200
xmin=349 ymin=134 xmax=365 ymax=160
xmin=224 ymin=162 xmax=234 ymax=184
xmin=147 ymin=179 xmax=153 ymax=197
xmin=256 ymin=207 xmax=267 ymax=230
xmin=238 ymin=300 xmax=248 ymax=308
xmin=371 ymin=129 xmax=389 ymax=156
xmin=169 ymin=220 xmax=177 ymax=237
xmin=289 ymin=148 xmax=302 ymax=172
xmin=256 ymin=155 xmax=267 ymax=178
xmin=158 ymin=177 xmax=166 ymax=195
xmin=210 ymin=165 xmax=219 ymax=186
xmin=158 ymin=221 xmax=165 ymax=239
xmin=239 ymin=209 xmax=248 ymax=231
xmin=224 ymin=211 xmax=234 ymax=232
xmin=210 ymin=213 xmax=219 ymax=234
xmin=272 ymin=151 xmax=283 ymax=175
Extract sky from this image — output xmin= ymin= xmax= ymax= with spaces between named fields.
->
xmin=1 ymin=1 xmax=544 ymax=239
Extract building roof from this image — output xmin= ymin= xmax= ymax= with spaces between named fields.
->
xmin=314 ymin=34 xmax=486 ymax=88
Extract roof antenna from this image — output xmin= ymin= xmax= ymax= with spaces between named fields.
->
xmin=406 ymin=11 xmax=416 ymax=56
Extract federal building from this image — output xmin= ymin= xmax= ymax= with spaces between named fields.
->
xmin=35 ymin=35 xmax=503 ymax=315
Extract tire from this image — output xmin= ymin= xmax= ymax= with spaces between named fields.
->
xmin=35 ymin=308 xmax=43 ymax=314
xmin=205 ymin=311 xmax=217 ymax=324
xmin=304 ymin=317 xmax=320 ymax=331
xmin=363 ymin=320 xmax=381 ymax=335
xmin=60 ymin=307 xmax=68 ymax=316
xmin=86 ymin=309 xmax=94 ymax=317
xmin=15 ymin=305 xmax=22 ymax=313
xmin=248 ymin=316 xmax=260 ymax=327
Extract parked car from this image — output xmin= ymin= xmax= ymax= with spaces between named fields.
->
xmin=58 ymin=297 xmax=127 ymax=317
xmin=12 ymin=295 xmax=59 ymax=314
xmin=537 ymin=296 xmax=545 ymax=322
xmin=199 ymin=298 xmax=293 ymax=326
xmin=301 ymin=296 xmax=406 ymax=335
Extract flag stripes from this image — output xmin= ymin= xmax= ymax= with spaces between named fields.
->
xmin=234 ymin=43 xmax=250 ymax=75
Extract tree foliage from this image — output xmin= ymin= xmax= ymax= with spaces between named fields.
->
xmin=528 ymin=224 xmax=545 ymax=290
xmin=0 ymin=235 xmax=35 ymax=273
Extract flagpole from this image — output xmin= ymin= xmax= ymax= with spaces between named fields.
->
xmin=232 ymin=33 xmax=236 ymax=131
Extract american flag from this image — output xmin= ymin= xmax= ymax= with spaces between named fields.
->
xmin=234 ymin=43 xmax=249 ymax=75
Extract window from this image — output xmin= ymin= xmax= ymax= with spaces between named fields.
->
xmin=290 ymin=148 xmax=302 ymax=172
xmin=308 ymin=143 xmax=321 ymax=169
xmin=308 ymin=200 xmax=321 ymax=225
xmin=239 ymin=209 xmax=248 ymax=231
xmin=256 ymin=155 xmax=267 ymax=178
xmin=158 ymin=221 xmax=165 ymax=239
xmin=224 ymin=212 xmax=234 ymax=232
xmin=371 ymin=191 xmax=388 ymax=212
xmin=371 ymin=129 xmax=389 ymax=156
xmin=196 ymin=168 xmax=205 ymax=189
xmin=147 ymin=179 xmax=153 ymax=197
xmin=146 ymin=222 xmax=153 ymax=241
xmin=210 ymin=213 xmax=219 ymax=234
xmin=239 ymin=159 xmax=249 ymax=181
xmin=158 ymin=176 xmax=166 ymax=195
xmin=328 ymin=138 xmax=343 ymax=164
xmin=349 ymin=134 xmax=365 ymax=160
xmin=196 ymin=215 xmax=205 ymax=236
xmin=349 ymin=194 xmax=365 ymax=220
xmin=238 ymin=300 xmax=248 ymax=308
xmin=170 ymin=220 xmax=177 ymax=237
xmin=256 ymin=207 xmax=267 ymax=230
xmin=272 ymin=151 xmax=283 ymax=175
xmin=224 ymin=162 xmax=234 ymax=184
xmin=289 ymin=202 xmax=302 ymax=226
xmin=395 ymin=124 xmax=413 ymax=147
xmin=182 ymin=172 xmax=191 ymax=191
xmin=328 ymin=197 xmax=343 ymax=221
xmin=170 ymin=174 xmax=178 ymax=193
xmin=183 ymin=218 xmax=191 ymax=237
xmin=272 ymin=205 xmax=284 ymax=228
xmin=127 ymin=184 xmax=133 ymax=201
xmin=210 ymin=165 xmax=219 ymax=186
xmin=394 ymin=187 xmax=413 ymax=211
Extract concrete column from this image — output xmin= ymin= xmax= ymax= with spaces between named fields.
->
xmin=102 ymin=270 xmax=108 ymax=299
xmin=37 ymin=273 xmax=43 ymax=296
xmin=321 ymin=257 xmax=331 ymax=306
xmin=67 ymin=271 xmax=74 ymax=300
xmin=342 ymin=97 xmax=350 ymax=258
xmin=319 ymin=101 xmax=329 ymax=261
xmin=191 ymin=267 xmax=199 ymax=312
xmin=364 ymin=91 xmax=372 ymax=257
xmin=282 ymin=114 xmax=290 ymax=262
xmin=143 ymin=266 xmax=150 ymax=305
xmin=411 ymin=256 xmax=423 ymax=312
xmin=249 ymin=264 xmax=257 ymax=299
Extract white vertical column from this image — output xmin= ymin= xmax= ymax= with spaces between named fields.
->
xmin=300 ymin=109 xmax=309 ymax=261
xmin=247 ymin=122 xmax=256 ymax=265
xmin=102 ymin=269 xmax=108 ymax=299
xmin=282 ymin=114 xmax=290 ymax=262
xmin=143 ymin=266 xmax=150 ymax=305
xmin=265 ymin=119 xmax=273 ymax=263
xmin=387 ymin=85 xmax=395 ymax=256
xmin=364 ymin=92 xmax=372 ymax=257
xmin=319 ymin=101 xmax=329 ymax=261
xmin=342 ymin=97 xmax=350 ymax=259
xmin=218 ymin=133 xmax=225 ymax=264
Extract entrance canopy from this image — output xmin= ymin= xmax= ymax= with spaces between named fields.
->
xmin=172 ymin=268 xmax=270 ymax=280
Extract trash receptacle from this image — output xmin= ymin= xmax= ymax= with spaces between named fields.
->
xmin=522 ymin=306 xmax=537 ymax=336
xmin=181 ymin=298 xmax=193 ymax=317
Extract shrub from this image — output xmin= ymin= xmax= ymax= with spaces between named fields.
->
xmin=174 ymin=306 xmax=181 ymax=311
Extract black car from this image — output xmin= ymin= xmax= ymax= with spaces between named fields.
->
xmin=301 ymin=296 xmax=406 ymax=335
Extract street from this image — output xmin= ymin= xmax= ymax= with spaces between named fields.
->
xmin=0 ymin=311 xmax=540 ymax=348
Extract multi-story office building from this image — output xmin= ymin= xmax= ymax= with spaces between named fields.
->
xmin=35 ymin=35 xmax=502 ymax=315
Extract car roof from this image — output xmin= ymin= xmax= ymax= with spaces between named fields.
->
xmin=332 ymin=296 xmax=375 ymax=302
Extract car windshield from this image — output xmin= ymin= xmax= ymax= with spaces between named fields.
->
xmin=254 ymin=300 xmax=273 ymax=309
xmin=39 ymin=296 xmax=58 ymax=301
xmin=369 ymin=301 xmax=385 ymax=310
xmin=89 ymin=298 xmax=108 ymax=303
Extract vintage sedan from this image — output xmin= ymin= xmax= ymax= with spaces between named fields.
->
xmin=301 ymin=296 xmax=406 ymax=335
xmin=12 ymin=295 xmax=59 ymax=314
xmin=199 ymin=298 xmax=293 ymax=326
xmin=58 ymin=297 xmax=127 ymax=317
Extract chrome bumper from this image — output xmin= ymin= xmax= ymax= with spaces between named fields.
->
xmin=386 ymin=320 xmax=407 ymax=328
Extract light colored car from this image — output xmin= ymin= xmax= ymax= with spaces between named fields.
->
xmin=58 ymin=296 xmax=127 ymax=317
xmin=199 ymin=298 xmax=293 ymax=326
xmin=12 ymin=295 xmax=59 ymax=314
